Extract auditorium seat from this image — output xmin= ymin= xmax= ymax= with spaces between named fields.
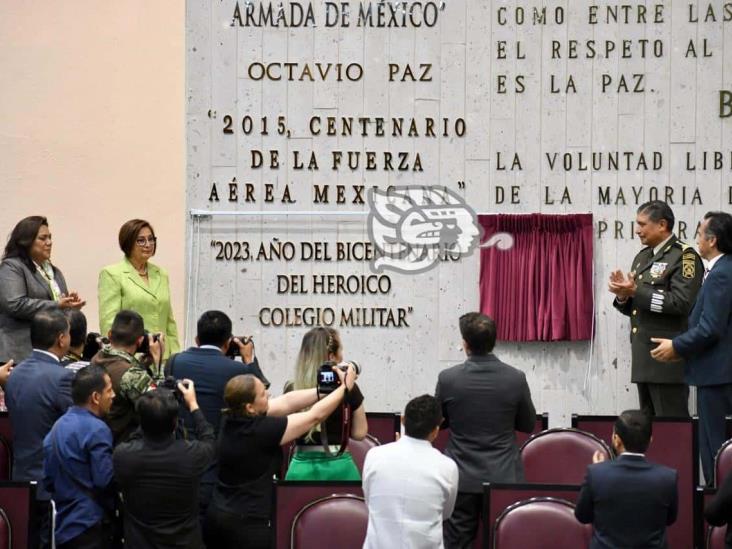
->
xmin=492 ymin=497 xmax=592 ymax=549
xmin=274 ymin=480 xmax=363 ymax=548
xmin=0 ymin=436 xmax=11 ymax=481
xmin=484 ymin=483 xmax=582 ymax=548
xmin=715 ymin=439 xmax=732 ymax=487
xmin=365 ymin=412 xmax=400 ymax=444
xmin=433 ymin=413 xmax=548 ymax=453
xmin=349 ymin=435 xmax=379 ymax=475
xmin=280 ymin=442 xmax=294 ymax=478
xmin=0 ymin=481 xmax=35 ymax=549
xmin=290 ymin=494 xmax=368 ymax=549
xmin=520 ymin=428 xmax=612 ymax=484
xmin=707 ymin=525 xmax=726 ymax=549
xmin=0 ymin=508 xmax=9 ymax=549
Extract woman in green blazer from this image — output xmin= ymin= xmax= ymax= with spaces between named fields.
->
xmin=98 ymin=219 xmax=180 ymax=359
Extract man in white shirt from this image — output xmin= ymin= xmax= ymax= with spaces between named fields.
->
xmin=363 ymin=395 xmax=458 ymax=549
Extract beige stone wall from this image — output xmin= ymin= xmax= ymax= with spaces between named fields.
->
xmin=0 ymin=1 xmax=185 ymax=337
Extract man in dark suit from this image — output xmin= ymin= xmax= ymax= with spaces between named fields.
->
xmin=575 ymin=410 xmax=678 ymax=549
xmin=5 ymin=309 xmax=75 ymax=548
xmin=609 ymin=200 xmax=703 ymax=417
xmin=166 ymin=310 xmax=268 ymax=434
xmin=651 ymin=211 xmax=732 ymax=483
xmin=436 ymin=312 xmax=536 ymax=549
xmin=113 ymin=382 xmax=215 ymax=549
xmin=165 ymin=309 xmax=269 ymax=521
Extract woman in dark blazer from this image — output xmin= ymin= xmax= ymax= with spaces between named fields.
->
xmin=0 ymin=216 xmax=85 ymax=362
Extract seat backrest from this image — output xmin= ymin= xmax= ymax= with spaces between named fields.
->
xmin=493 ymin=497 xmax=591 ymax=549
xmin=0 ymin=437 xmax=11 ymax=481
xmin=0 ymin=482 xmax=33 ymax=549
xmin=520 ymin=428 xmax=612 ymax=484
xmin=348 ymin=435 xmax=379 ymax=475
xmin=707 ymin=525 xmax=727 ymax=549
xmin=290 ymin=495 xmax=367 ymax=549
xmin=0 ymin=507 xmax=11 ymax=549
xmin=715 ymin=440 xmax=732 ymax=487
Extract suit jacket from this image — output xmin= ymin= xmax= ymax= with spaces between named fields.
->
xmin=613 ymin=236 xmax=703 ymax=383
xmin=4 ymin=350 xmax=74 ymax=499
xmin=0 ymin=257 xmax=68 ymax=362
xmin=673 ymin=254 xmax=732 ymax=386
xmin=435 ymin=353 xmax=535 ymax=493
xmin=98 ymin=258 xmax=179 ymax=358
xmin=113 ymin=409 xmax=215 ymax=549
xmin=575 ymin=454 xmax=678 ymax=549
xmin=166 ymin=347 xmax=269 ymax=436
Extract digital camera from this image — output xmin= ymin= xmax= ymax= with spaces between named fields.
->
xmin=317 ymin=360 xmax=361 ymax=395
xmin=137 ymin=331 xmax=161 ymax=355
xmin=225 ymin=336 xmax=253 ymax=359
xmin=158 ymin=376 xmax=189 ymax=403
xmin=82 ymin=332 xmax=104 ymax=361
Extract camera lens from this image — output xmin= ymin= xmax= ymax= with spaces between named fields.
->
xmin=347 ymin=360 xmax=361 ymax=375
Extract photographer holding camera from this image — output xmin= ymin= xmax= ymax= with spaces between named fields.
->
xmin=114 ymin=379 xmax=214 ymax=548
xmin=60 ymin=309 xmax=88 ymax=369
xmin=91 ymin=309 xmax=164 ymax=444
xmin=284 ymin=327 xmax=368 ymax=481
xmin=165 ymin=310 xmax=270 ymax=523
xmin=61 ymin=310 xmax=104 ymax=375
xmin=204 ymin=363 xmax=358 ymax=549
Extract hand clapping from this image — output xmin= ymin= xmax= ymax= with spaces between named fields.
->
xmin=59 ymin=291 xmax=86 ymax=309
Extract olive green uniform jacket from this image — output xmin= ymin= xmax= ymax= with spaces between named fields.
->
xmin=613 ymin=236 xmax=703 ymax=384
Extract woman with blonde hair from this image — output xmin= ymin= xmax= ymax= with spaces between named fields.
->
xmin=284 ymin=326 xmax=368 ymax=481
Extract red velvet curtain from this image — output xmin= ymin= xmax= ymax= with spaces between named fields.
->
xmin=478 ymin=213 xmax=594 ymax=341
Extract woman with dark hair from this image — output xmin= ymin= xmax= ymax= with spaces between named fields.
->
xmin=204 ymin=366 xmax=357 ymax=549
xmin=0 ymin=216 xmax=85 ymax=361
xmin=98 ymin=219 xmax=179 ymax=360
xmin=284 ymin=326 xmax=368 ymax=481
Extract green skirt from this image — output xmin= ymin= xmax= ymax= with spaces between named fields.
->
xmin=285 ymin=450 xmax=361 ymax=481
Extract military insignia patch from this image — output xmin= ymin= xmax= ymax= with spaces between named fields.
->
xmin=682 ymin=252 xmax=696 ymax=279
xmin=650 ymin=262 xmax=668 ymax=278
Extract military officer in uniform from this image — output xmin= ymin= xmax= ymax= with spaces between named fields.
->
xmin=609 ymin=201 xmax=703 ymax=417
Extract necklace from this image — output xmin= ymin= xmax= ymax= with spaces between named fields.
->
xmin=132 ymin=262 xmax=148 ymax=276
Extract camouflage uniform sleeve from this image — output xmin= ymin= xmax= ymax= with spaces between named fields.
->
xmin=634 ymin=248 xmax=703 ymax=316
xmin=119 ymin=368 xmax=154 ymax=404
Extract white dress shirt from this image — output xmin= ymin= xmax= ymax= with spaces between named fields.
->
xmin=363 ymin=435 xmax=459 ymax=549
xmin=33 ymin=349 xmax=60 ymax=362
xmin=706 ymin=253 xmax=725 ymax=272
xmin=653 ymin=234 xmax=674 ymax=255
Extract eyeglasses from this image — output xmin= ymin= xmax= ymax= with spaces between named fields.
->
xmin=136 ymin=237 xmax=158 ymax=247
